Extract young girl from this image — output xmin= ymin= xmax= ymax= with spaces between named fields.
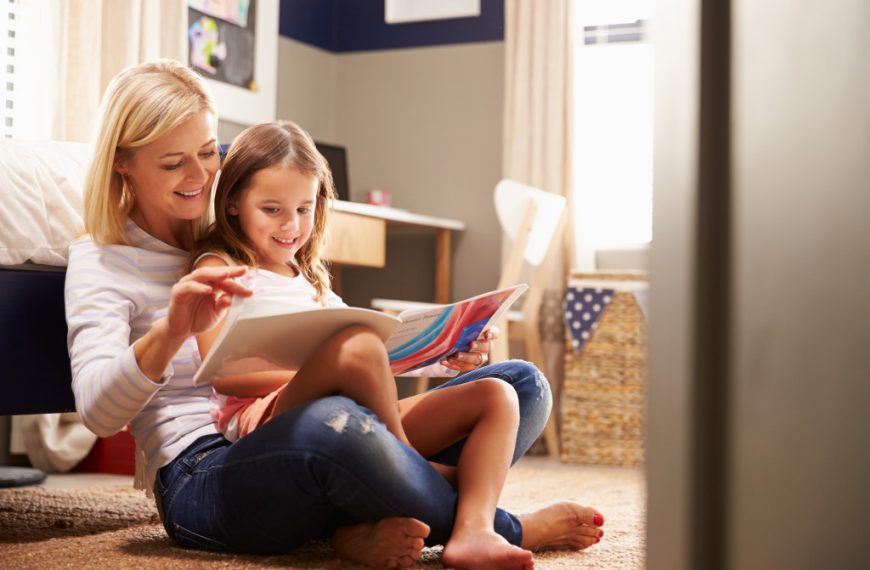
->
xmin=189 ymin=121 xmax=422 ymax=450
xmin=189 ymin=121 xmax=603 ymax=569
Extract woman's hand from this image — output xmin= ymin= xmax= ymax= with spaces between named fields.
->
xmin=440 ymin=326 xmax=500 ymax=373
xmin=166 ymin=265 xmax=252 ymax=339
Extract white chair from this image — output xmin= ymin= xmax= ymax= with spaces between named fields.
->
xmin=372 ymin=179 xmax=567 ymax=457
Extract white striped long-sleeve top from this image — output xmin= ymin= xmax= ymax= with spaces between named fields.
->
xmin=65 ymin=220 xmax=218 ymax=495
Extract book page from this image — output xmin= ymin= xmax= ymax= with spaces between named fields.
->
xmin=193 ymin=300 xmax=400 ymax=384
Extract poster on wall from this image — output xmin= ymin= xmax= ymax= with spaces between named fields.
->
xmin=188 ymin=0 xmax=256 ymax=90
xmin=187 ymin=0 xmax=277 ymax=125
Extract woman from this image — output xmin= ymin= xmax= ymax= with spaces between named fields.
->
xmin=66 ymin=59 xmax=604 ymax=569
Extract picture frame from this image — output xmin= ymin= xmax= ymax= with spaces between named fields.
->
xmin=385 ymin=0 xmax=481 ymax=24
xmin=190 ymin=0 xmax=277 ymax=125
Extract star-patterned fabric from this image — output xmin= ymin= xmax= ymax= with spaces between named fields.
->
xmin=563 ymin=287 xmax=615 ymax=352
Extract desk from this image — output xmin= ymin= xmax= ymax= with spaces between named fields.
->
xmin=324 ymin=201 xmax=465 ymax=304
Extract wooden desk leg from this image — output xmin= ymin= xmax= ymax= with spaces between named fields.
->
xmin=434 ymin=229 xmax=451 ymax=304
xmin=331 ymin=265 xmax=343 ymax=296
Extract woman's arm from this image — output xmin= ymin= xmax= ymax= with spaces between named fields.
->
xmin=192 ymin=257 xmax=297 ymax=399
xmin=151 ymin=262 xmax=251 ymax=379
xmin=66 ymin=241 xmax=251 ymax=436
xmin=66 ymin=241 xmax=164 ymax=436
xmin=192 ymin=255 xmax=234 ymax=359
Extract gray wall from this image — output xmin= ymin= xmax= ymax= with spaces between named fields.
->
xmin=220 ymin=38 xmax=338 ymax=147
xmin=272 ymin=37 xmax=504 ymax=307
xmin=334 ymin=42 xmax=504 ymax=305
xmin=649 ymin=0 xmax=870 ymax=569
xmin=275 ymin=38 xmax=338 ymax=143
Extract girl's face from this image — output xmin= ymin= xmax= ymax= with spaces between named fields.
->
xmin=228 ymin=166 xmax=319 ymax=276
xmin=119 ymin=110 xmax=219 ymax=247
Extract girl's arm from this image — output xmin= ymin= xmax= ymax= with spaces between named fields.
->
xmin=438 ymin=327 xmax=500 ymax=373
xmin=193 ymin=257 xmax=296 ymax=398
xmin=212 ymin=370 xmax=296 ymax=398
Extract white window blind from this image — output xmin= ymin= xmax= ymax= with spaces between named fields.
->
xmin=0 ymin=0 xmax=22 ymax=138
xmin=1 ymin=0 xmax=49 ymax=140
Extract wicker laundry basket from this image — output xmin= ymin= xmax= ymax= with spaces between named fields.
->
xmin=560 ymin=272 xmax=648 ymax=467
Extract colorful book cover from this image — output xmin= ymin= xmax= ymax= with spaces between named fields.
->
xmin=386 ymin=286 xmax=526 ymax=374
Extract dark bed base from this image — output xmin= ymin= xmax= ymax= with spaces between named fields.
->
xmin=0 ymin=264 xmax=75 ymax=415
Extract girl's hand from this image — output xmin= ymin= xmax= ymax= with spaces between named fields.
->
xmin=440 ymin=326 xmax=500 ymax=372
xmin=166 ymin=265 xmax=252 ymax=339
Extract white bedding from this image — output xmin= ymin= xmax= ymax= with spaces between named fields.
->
xmin=0 ymin=139 xmax=92 ymax=266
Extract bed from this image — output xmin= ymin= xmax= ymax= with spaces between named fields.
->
xmin=0 ymin=139 xmax=91 ymax=415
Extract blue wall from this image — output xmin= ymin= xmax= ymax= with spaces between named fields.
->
xmin=279 ymin=0 xmax=504 ymax=52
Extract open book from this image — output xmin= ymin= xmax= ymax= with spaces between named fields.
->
xmin=192 ymin=283 xmax=529 ymax=384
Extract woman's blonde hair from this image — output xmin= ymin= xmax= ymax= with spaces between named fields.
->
xmin=83 ymin=59 xmax=217 ymax=245
xmin=190 ymin=121 xmax=336 ymax=301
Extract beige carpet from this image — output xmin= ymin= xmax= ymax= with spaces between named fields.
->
xmin=0 ymin=457 xmax=645 ymax=569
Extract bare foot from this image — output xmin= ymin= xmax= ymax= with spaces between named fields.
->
xmin=442 ymin=529 xmax=534 ymax=570
xmin=517 ymin=502 xmax=604 ymax=552
xmin=333 ymin=517 xmax=431 ymax=568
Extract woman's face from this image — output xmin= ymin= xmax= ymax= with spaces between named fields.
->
xmin=119 ymin=110 xmax=219 ymax=244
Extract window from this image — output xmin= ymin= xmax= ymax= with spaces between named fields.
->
xmin=572 ymin=0 xmax=654 ymax=269
xmin=0 ymin=0 xmax=49 ymax=139
xmin=0 ymin=0 xmax=21 ymax=138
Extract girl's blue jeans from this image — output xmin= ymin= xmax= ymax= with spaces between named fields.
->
xmin=154 ymin=359 xmax=552 ymax=554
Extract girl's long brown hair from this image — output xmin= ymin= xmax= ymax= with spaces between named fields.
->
xmin=190 ymin=121 xmax=336 ymax=301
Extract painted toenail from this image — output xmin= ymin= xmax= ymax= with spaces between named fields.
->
xmin=599 ymin=530 xmax=604 ymax=537
xmin=593 ymin=513 xmax=604 ymax=526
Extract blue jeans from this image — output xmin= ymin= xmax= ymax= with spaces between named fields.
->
xmin=154 ymin=359 xmax=552 ymax=554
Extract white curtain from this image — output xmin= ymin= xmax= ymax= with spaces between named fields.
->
xmin=502 ymin=0 xmax=575 ymax=442
xmin=40 ymin=0 xmax=188 ymax=142
xmin=12 ymin=0 xmax=187 ymax=472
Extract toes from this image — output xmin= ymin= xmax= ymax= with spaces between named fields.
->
xmin=571 ymin=537 xmax=596 ymax=550
xmin=406 ymin=542 xmax=423 ymax=562
xmin=578 ymin=524 xmax=602 ymax=538
xmin=574 ymin=532 xmax=603 ymax=550
xmin=401 ymin=517 xmax=431 ymax=538
xmin=564 ymin=502 xmax=604 ymax=527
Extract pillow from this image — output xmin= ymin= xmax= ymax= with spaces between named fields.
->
xmin=0 ymin=139 xmax=92 ymax=266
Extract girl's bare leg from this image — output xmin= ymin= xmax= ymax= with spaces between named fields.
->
xmin=400 ymin=379 xmax=534 ymax=570
xmin=270 ymin=325 xmax=412 ymax=445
